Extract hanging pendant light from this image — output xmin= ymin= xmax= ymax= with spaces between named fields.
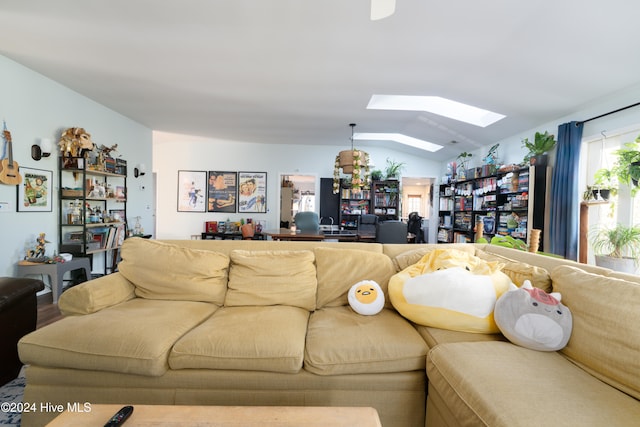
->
xmin=333 ymin=124 xmax=370 ymax=194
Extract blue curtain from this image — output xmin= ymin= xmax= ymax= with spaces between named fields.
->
xmin=549 ymin=121 xmax=583 ymax=260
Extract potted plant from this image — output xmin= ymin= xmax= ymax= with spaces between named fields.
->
xmin=587 ymin=167 xmax=617 ymax=201
xmin=589 ymin=223 xmax=640 ymax=273
xmin=483 ymin=143 xmax=499 ymax=165
xmin=610 ymin=136 xmax=640 ymax=196
xmin=370 ymin=169 xmax=383 ymax=181
xmin=522 ymin=131 xmax=557 ymax=166
xmin=384 ymin=158 xmax=406 ymax=180
xmin=456 ymin=152 xmax=473 ymax=180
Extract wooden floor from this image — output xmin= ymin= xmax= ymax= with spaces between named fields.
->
xmin=36 ymin=292 xmax=64 ymax=329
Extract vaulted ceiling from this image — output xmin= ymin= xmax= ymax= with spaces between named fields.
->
xmin=1 ymin=0 xmax=639 ymax=160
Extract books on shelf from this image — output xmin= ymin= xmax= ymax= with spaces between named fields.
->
xmin=65 ymin=225 xmax=125 ymax=251
xmin=453 ymin=232 xmax=471 ymax=243
xmin=437 ymin=228 xmax=452 ymax=243
xmin=439 ymin=197 xmax=453 ymax=211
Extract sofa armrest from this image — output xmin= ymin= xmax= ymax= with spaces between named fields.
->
xmin=0 ymin=277 xmax=45 ymax=311
xmin=58 ymin=272 xmax=136 ymax=315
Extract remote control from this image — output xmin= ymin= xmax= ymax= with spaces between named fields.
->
xmin=104 ymin=405 xmax=133 ymax=426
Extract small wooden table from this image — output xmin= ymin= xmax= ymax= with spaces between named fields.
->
xmin=17 ymin=257 xmax=91 ymax=303
xmin=46 ymin=404 xmax=382 ymax=426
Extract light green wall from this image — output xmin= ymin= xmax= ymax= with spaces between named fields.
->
xmin=0 ymin=55 xmax=153 ymax=276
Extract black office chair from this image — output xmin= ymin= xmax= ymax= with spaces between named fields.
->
xmin=294 ymin=211 xmax=320 ymax=232
xmin=407 ymin=212 xmax=425 ymax=243
xmin=358 ymin=214 xmax=378 ymax=241
xmin=375 ymin=221 xmax=408 ymax=243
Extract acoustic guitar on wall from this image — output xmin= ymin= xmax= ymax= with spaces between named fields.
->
xmin=0 ymin=121 xmax=23 ymax=186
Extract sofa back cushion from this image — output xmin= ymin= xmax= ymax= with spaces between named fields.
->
xmin=314 ymin=247 xmax=396 ymax=309
xmin=119 ymin=238 xmax=229 ymax=304
xmin=224 ymin=250 xmax=317 ymax=310
xmin=552 ymin=265 xmax=640 ymax=400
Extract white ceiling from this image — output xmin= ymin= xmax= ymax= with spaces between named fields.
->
xmin=1 ymin=0 xmax=639 ymax=160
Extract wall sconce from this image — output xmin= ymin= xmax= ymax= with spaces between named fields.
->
xmin=134 ymin=163 xmax=146 ymax=178
xmin=31 ymin=138 xmax=53 ymax=161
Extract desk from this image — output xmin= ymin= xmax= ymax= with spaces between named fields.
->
xmin=263 ymin=228 xmax=358 ymax=242
xmin=16 ymin=258 xmax=91 ymax=303
xmin=201 ymin=232 xmax=264 ymax=240
xmin=47 ymin=404 xmax=382 ymax=427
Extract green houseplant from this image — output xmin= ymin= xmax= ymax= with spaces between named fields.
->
xmin=384 ymin=158 xmax=406 ymax=180
xmin=610 ymin=136 xmax=640 ymax=196
xmin=522 ymin=131 xmax=557 ymax=166
xmin=456 ymin=152 xmax=473 ymax=180
xmin=586 ymin=167 xmax=617 ymax=201
xmin=370 ymin=169 xmax=383 ymax=181
xmin=589 ymin=223 xmax=640 ymax=273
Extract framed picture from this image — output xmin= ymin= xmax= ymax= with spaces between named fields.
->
xmin=238 ymin=172 xmax=267 ymax=213
xmin=17 ymin=167 xmax=53 ymax=212
xmin=208 ymin=171 xmax=237 ymax=213
xmin=109 ymin=209 xmax=126 ymax=223
xmin=177 ymin=170 xmax=207 ymax=212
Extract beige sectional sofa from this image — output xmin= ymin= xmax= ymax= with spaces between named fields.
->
xmin=18 ymin=238 xmax=640 ymax=426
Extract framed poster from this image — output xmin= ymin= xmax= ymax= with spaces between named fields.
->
xmin=18 ymin=167 xmax=52 ymax=212
xmin=208 ymin=171 xmax=237 ymax=213
xmin=238 ymin=172 xmax=267 ymax=213
xmin=177 ymin=170 xmax=207 ymax=212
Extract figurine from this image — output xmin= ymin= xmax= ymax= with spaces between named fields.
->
xmin=25 ymin=233 xmax=49 ymax=261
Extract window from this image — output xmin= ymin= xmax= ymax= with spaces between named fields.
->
xmin=584 ymin=126 xmax=640 ymax=228
xmin=406 ymin=195 xmax=423 ymax=216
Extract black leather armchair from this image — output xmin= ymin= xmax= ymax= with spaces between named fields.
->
xmin=0 ymin=277 xmax=44 ymax=385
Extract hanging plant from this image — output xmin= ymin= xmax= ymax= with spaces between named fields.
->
xmin=332 ymin=123 xmax=371 ymax=194
xmin=333 ymin=150 xmax=370 ymax=194
xmin=610 ymin=136 xmax=640 ymax=196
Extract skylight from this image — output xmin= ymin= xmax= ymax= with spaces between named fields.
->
xmin=367 ymin=95 xmax=506 ymax=127
xmin=353 ymin=132 xmax=443 ymax=152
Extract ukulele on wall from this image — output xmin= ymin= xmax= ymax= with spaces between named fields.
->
xmin=0 ymin=121 xmax=22 ymax=185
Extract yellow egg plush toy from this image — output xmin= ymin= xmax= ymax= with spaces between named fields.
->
xmin=348 ymin=280 xmax=385 ymax=316
xmin=389 ymin=249 xmax=514 ymax=333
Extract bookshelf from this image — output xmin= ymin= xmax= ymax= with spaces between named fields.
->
xmin=437 ymin=165 xmax=549 ymax=246
xmin=58 ymin=156 xmax=127 ymax=275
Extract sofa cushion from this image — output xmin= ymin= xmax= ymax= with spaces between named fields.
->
xmin=119 ymin=238 xmax=230 ymax=304
xmin=170 ymin=305 xmax=309 ymax=373
xmin=19 ymin=299 xmax=217 ymax=377
xmin=224 ymin=250 xmax=317 ymax=310
xmin=314 ymin=247 xmax=396 ymax=309
xmin=552 ymin=265 xmax=640 ymax=400
xmin=414 ymin=324 xmax=506 ymax=350
xmin=304 ymin=306 xmax=427 ymax=375
xmin=475 ymin=249 xmax=552 ymax=292
xmin=427 ymin=341 xmax=640 ymax=427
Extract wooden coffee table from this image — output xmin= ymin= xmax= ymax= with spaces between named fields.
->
xmin=46 ymin=404 xmax=382 ymax=426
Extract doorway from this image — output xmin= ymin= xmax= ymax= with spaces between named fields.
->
xmin=279 ymin=174 xmax=318 ymax=228
xmin=401 ymin=177 xmax=436 ymax=243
